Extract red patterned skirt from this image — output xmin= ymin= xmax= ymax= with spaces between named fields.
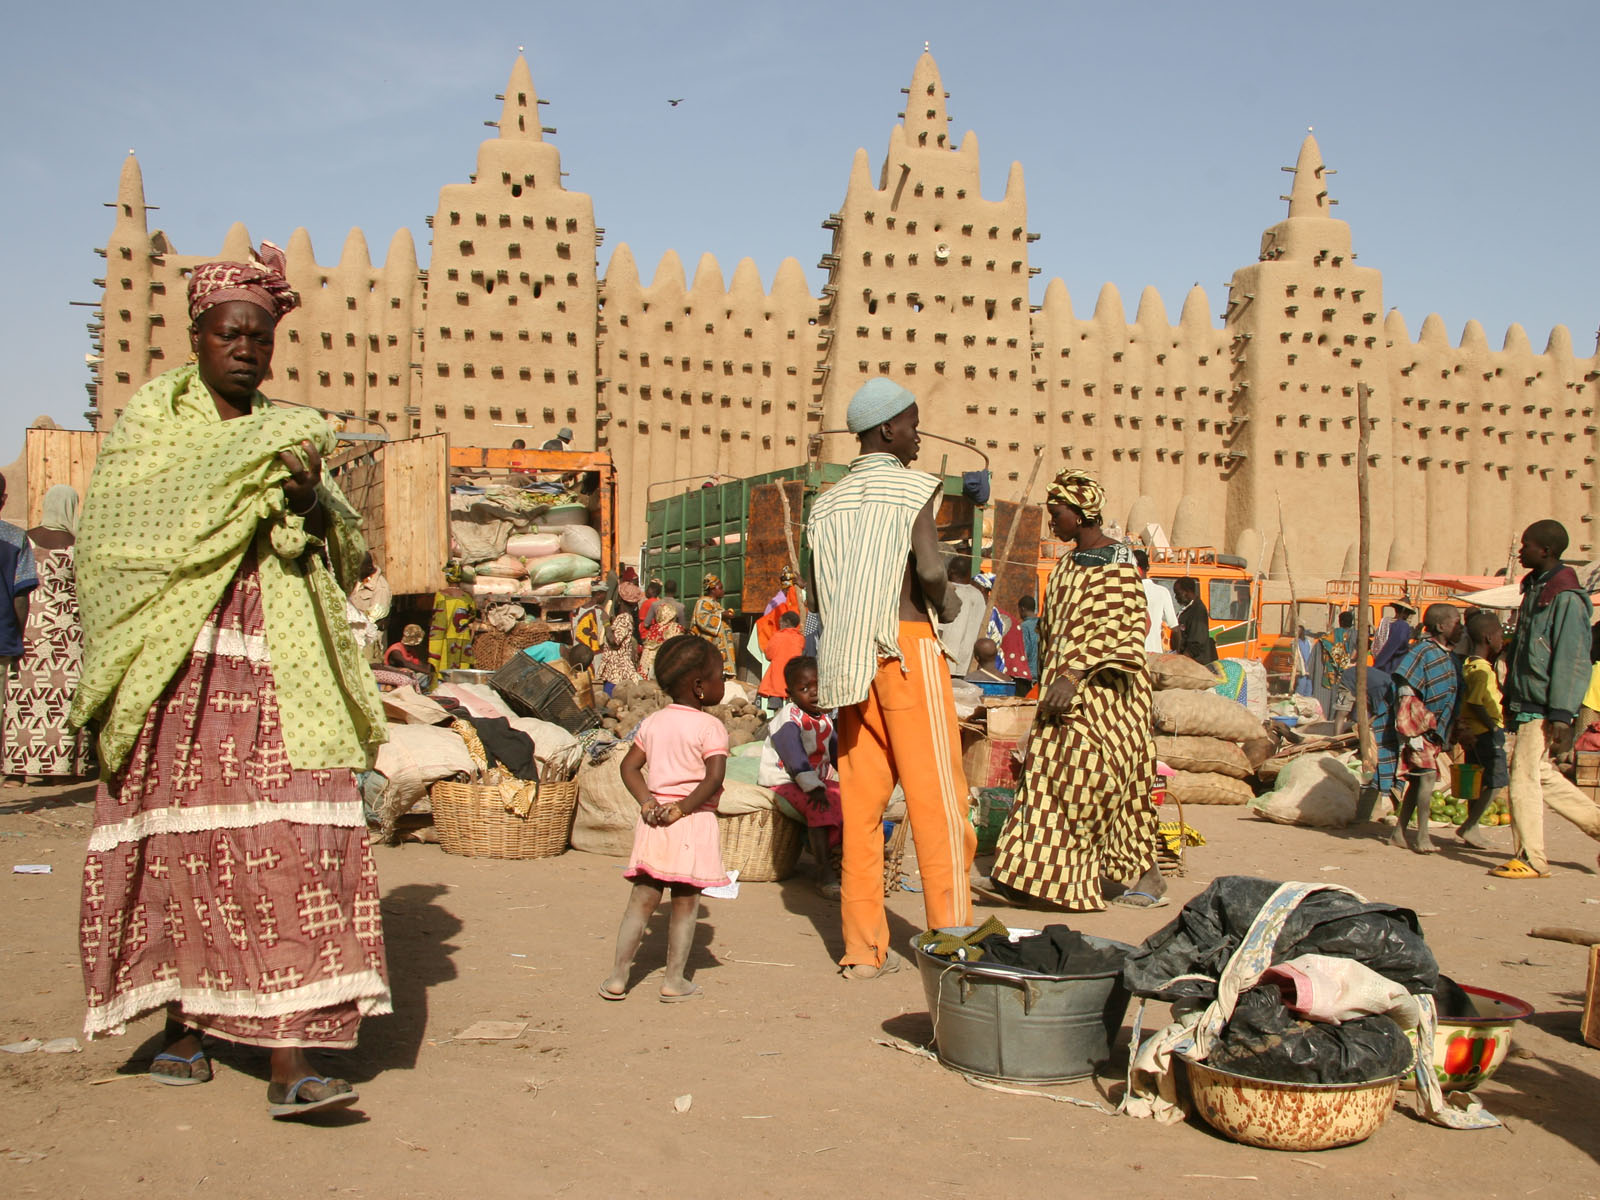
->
xmin=80 ymin=558 xmax=391 ymax=1048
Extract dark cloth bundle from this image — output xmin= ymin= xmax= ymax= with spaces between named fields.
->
xmin=917 ymin=918 xmax=1127 ymax=977
xmin=1123 ymin=875 xmax=1437 ymax=1002
xmin=1203 ymin=985 xmax=1414 ymax=1085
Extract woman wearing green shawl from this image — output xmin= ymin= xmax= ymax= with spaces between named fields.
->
xmin=74 ymin=244 xmax=390 ymax=1119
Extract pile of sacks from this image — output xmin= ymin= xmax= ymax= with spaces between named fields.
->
xmin=1148 ymin=653 xmax=1274 ymax=806
xmin=450 ymin=489 xmax=604 ymax=603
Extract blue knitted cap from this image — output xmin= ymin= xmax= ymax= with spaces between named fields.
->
xmin=846 ymin=376 xmax=917 ymax=434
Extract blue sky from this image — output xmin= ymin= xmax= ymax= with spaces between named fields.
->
xmin=3 ymin=0 xmax=1596 ymax=463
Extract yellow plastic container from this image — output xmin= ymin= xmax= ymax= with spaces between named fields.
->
xmin=1451 ymin=762 xmax=1482 ymax=801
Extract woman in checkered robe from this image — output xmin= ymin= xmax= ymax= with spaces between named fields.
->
xmin=991 ymin=471 xmax=1161 ymax=911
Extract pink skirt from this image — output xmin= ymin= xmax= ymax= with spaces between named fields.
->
xmin=624 ymin=806 xmax=729 ymax=889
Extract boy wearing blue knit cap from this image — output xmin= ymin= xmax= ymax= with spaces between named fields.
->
xmin=805 ymin=378 xmax=976 ymax=980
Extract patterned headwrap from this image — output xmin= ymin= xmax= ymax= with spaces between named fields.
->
xmin=703 ymin=573 xmax=723 ymax=594
xmin=187 ymin=241 xmax=300 ymax=323
xmin=779 ymin=566 xmax=797 ymax=585
xmin=1046 ymin=469 xmax=1105 ymax=524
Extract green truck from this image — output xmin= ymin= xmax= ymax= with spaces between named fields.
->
xmin=642 ymin=463 xmax=1040 ymax=625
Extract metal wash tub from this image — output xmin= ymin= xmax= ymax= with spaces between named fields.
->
xmin=913 ymin=927 xmax=1135 ymax=1084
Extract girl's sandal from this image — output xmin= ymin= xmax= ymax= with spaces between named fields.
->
xmin=1489 ymin=859 xmax=1550 ymax=879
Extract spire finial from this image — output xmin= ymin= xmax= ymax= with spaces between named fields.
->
xmin=924 ymin=40 xmax=930 ymax=52
xmin=903 ymin=47 xmax=950 ymax=150
xmin=1286 ymin=132 xmax=1331 ymax=218
xmin=497 ymin=53 xmax=542 ymax=142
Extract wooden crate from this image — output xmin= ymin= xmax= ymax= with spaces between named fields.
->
xmin=1575 ymin=751 xmax=1600 ymax=790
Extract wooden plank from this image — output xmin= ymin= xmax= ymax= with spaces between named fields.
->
xmin=1586 ymin=944 xmax=1600 ymax=1050
xmin=26 ymin=429 xmax=103 ymax=525
xmin=1528 ymin=927 xmax=1600 ymax=948
xmin=987 ymin=496 xmax=1044 ymax=624
xmin=741 ymin=480 xmax=806 ymax=613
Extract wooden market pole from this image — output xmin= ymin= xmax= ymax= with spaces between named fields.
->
xmin=1355 ymin=382 xmax=1376 ymax=770
xmin=981 ymin=450 xmax=1046 ymax=639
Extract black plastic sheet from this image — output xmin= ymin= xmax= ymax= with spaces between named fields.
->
xmin=1123 ymin=875 xmax=1438 ymax=1001
xmin=1204 ymin=985 xmax=1414 ymax=1084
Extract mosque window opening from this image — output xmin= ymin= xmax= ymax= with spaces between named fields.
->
xmin=475 ymin=214 xmax=487 ymax=227
xmin=511 ymin=184 xmax=522 ymax=197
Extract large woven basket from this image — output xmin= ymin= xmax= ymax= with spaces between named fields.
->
xmin=718 ymin=808 xmax=804 ymax=882
xmin=431 ymin=778 xmax=579 ymax=860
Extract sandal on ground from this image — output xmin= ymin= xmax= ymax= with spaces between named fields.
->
xmin=840 ymin=950 xmax=904 ymax=981
xmin=597 ymin=981 xmax=627 ymax=1001
xmin=149 ymin=1049 xmax=212 ymax=1087
xmin=266 ymin=1075 xmax=358 ymax=1119
xmin=1109 ymin=890 xmax=1171 ymax=910
xmin=1489 ymin=859 xmax=1550 ymax=880
xmin=816 ymin=880 xmax=841 ymax=901
xmin=659 ymin=984 xmax=702 ymax=1004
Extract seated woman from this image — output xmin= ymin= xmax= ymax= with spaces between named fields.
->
xmin=386 ymin=623 xmax=431 ymax=674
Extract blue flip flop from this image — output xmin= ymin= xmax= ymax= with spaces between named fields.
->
xmin=266 ymin=1075 xmax=359 ymax=1119
xmin=149 ymin=1049 xmax=211 ymax=1087
xmin=1110 ymin=890 xmax=1171 ymax=909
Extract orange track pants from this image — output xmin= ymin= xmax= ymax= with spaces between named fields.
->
xmin=836 ymin=621 xmax=975 ymax=966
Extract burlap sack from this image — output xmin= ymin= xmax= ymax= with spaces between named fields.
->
xmin=1151 ymin=689 xmax=1265 ymax=742
xmin=1148 ymin=652 xmax=1222 ymax=691
xmin=1249 ymin=753 xmax=1359 ymax=827
xmin=1164 ymin=769 xmax=1255 ymax=806
xmin=571 ymin=748 xmax=641 ymax=856
xmin=716 ymin=780 xmax=777 ymax=817
xmin=1154 ymin=735 xmax=1253 ymax=779
xmin=372 ymin=725 xmax=478 ymax=836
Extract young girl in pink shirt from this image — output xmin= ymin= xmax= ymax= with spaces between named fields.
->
xmin=599 ymin=635 xmax=729 ymax=1002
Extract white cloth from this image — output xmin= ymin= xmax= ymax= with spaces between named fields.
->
xmin=1141 ymin=578 xmax=1179 ymax=654
xmin=939 ymin=583 xmax=986 ymax=674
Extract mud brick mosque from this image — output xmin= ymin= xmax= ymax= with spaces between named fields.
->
xmin=86 ymin=50 xmax=1599 ymax=576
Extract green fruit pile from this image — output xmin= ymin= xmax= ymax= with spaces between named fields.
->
xmin=1429 ymin=791 xmax=1512 ymax=826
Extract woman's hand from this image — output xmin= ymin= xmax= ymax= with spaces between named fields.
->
xmin=278 ymin=439 xmax=322 ymax=516
xmin=806 ymin=786 xmax=828 ymax=813
xmin=1038 ymin=672 xmax=1082 ymax=722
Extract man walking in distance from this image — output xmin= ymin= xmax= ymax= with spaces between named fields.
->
xmin=1492 ymin=519 xmax=1600 ymax=878
xmin=807 ymin=378 xmax=975 ymax=979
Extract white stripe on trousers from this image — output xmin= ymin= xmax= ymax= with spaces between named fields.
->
xmin=919 ymin=636 xmax=971 ymax=925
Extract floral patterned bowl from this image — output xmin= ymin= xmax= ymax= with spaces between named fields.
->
xmin=1414 ymin=985 xmax=1533 ymax=1092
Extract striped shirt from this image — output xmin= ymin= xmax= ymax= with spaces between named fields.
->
xmin=807 ymin=454 xmax=942 ymax=709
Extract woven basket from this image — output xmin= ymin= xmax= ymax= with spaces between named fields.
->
xmin=471 ymin=631 xmax=514 ymax=672
xmin=431 ymin=778 xmax=579 ymax=860
xmin=718 ymin=807 xmax=803 ymax=883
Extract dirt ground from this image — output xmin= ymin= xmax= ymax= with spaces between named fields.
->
xmin=2 ymin=781 xmax=1597 ymax=1200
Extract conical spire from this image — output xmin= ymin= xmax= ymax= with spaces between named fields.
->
xmin=339 ymin=227 xmax=371 ymax=268
xmin=115 ymin=152 xmax=147 ymax=230
xmin=384 ymin=228 xmax=418 ymax=275
xmin=903 ymin=49 xmax=951 ymax=151
xmin=498 ymin=54 xmax=542 ymax=141
xmin=1287 ymin=134 xmax=1332 ymax=218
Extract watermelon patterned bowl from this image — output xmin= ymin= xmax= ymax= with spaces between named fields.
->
xmin=1413 ymin=985 xmax=1533 ymax=1092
